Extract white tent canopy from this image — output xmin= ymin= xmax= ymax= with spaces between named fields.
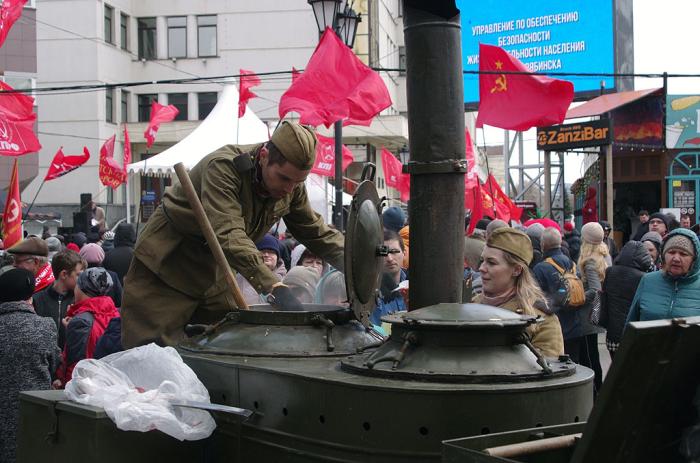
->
xmin=127 ymin=84 xmax=270 ymax=175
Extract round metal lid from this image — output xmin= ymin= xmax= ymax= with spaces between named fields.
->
xmin=382 ymin=303 xmax=537 ymax=328
xmin=344 ymin=175 xmax=384 ymax=328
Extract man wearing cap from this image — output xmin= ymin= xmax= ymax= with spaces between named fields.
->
xmin=627 ymin=228 xmax=700 ymax=324
xmin=5 ymin=236 xmax=49 ymax=277
xmin=121 ymin=121 xmax=344 ymax=348
xmin=647 ymin=212 xmax=670 ymax=237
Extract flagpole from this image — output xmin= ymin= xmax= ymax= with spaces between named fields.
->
xmin=135 ymin=150 xmax=148 ymax=235
xmin=22 ymin=178 xmax=46 ymax=221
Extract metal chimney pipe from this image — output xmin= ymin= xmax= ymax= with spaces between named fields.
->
xmin=403 ymin=1 xmax=466 ymax=310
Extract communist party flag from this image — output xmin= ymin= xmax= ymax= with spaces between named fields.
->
xmin=0 ymin=81 xmax=41 ymax=156
xmin=144 ymin=101 xmax=179 ymax=148
xmin=475 ymin=43 xmax=574 ymax=131
xmin=44 ymin=147 xmax=90 ymax=181
xmin=2 ymin=158 xmax=21 ymax=248
xmin=465 ymin=127 xmax=476 ymax=173
xmin=279 ymin=27 xmax=391 ymax=128
xmin=238 ymin=69 xmax=261 ymax=118
xmin=123 ymin=124 xmax=131 ymax=178
xmin=311 ymin=134 xmax=354 ymax=177
xmin=99 ymin=135 xmax=126 ymax=188
xmin=381 ymin=147 xmax=410 ymax=201
xmin=464 ymin=177 xmax=484 ymax=234
xmin=0 ymin=0 xmax=28 ymax=49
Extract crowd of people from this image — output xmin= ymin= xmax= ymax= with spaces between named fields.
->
xmin=1 ymin=200 xmax=699 ymax=461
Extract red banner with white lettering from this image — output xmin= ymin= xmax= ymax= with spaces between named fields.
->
xmin=0 ymin=82 xmax=41 ymax=156
xmin=0 ymin=0 xmax=28 ymax=49
xmin=34 ymin=262 xmax=55 ymax=293
xmin=99 ymin=135 xmax=126 ymax=188
xmin=311 ymin=134 xmax=354 ymax=177
xmin=44 ymin=147 xmax=90 ymax=181
xmin=2 ymin=158 xmax=21 ymax=248
xmin=144 ymin=102 xmax=179 ymax=148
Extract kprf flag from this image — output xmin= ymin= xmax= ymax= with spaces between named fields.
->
xmin=465 ymin=128 xmax=476 ymax=173
xmin=476 ymin=43 xmax=574 ymax=131
xmin=2 ymin=158 xmax=21 ymax=248
xmin=380 ymin=148 xmax=410 ymax=201
xmin=238 ymin=69 xmax=261 ymax=118
xmin=311 ymin=134 xmax=354 ymax=177
xmin=44 ymin=147 xmax=90 ymax=181
xmin=99 ymin=135 xmax=126 ymax=188
xmin=122 ymin=124 xmax=131 ymax=180
xmin=144 ymin=102 xmax=179 ymax=148
xmin=0 ymin=0 xmax=28 ymax=49
xmin=279 ymin=27 xmax=391 ymax=128
xmin=0 ymin=81 xmax=41 ymax=156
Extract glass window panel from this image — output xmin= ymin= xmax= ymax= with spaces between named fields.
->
xmin=198 ymin=92 xmax=217 ymax=120
xmin=121 ymin=90 xmax=129 ymax=123
xmin=138 ymin=94 xmax=157 ymax=122
xmin=167 ymin=16 xmax=187 ymax=58
xmin=138 ymin=18 xmax=156 ymax=60
xmin=168 ymin=93 xmax=188 ymax=121
xmin=197 ymin=15 xmax=216 ymax=26
xmin=120 ymin=13 xmax=128 ymax=50
xmin=104 ymin=5 xmax=113 ymax=44
xmin=106 ymin=88 xmax=114 ymax=123
xmin=197 ymin=16 xmax=217 ymax=57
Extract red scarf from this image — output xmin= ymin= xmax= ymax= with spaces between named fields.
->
xmin=58 ymin=296 xmax=119 ymax=383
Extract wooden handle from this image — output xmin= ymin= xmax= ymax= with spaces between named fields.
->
xmin=173 ymin=162 xmax=249 ymax=310
xmin=483 ymin=433 xmax=581 ymax=458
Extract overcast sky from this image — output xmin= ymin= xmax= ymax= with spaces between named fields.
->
xmin=479 ymin=1 xmax=698 ymax=183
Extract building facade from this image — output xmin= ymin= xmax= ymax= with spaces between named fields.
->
xmin=25 ymin=0 xmax=408 ymax=228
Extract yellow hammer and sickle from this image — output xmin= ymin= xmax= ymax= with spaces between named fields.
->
xmin=490 ymin=74 xmax=507 ymax=93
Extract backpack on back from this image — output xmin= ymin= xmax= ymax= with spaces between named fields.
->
xmin=545 ymin=257 xmax=586 ymax=308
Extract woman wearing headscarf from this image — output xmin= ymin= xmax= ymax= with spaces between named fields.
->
xmin=578 ymin=222 xmax=609 ymax=395
xmin=475 ymin=228 xmax=564 ymax=358
xmin=627 ymin=228 xmax=700 ymax=323
xmin=640 ymin=231 xmax=663 ymax=271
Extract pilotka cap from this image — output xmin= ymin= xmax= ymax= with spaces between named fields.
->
xmin=486 ymin=227 xmax=534 ymax=265
xmin=270 ymin=121 xmax=317 ymax=170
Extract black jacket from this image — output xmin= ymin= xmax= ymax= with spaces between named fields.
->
xmin=103 ymin=223 xmax=136 ymax=286
xmin=632 ymin=221 xmax=650 ymax=242
xmin=32 ymin=284 xmax=75 ymax=349
xmin=600 ymin=241 xmax=651 ymax=343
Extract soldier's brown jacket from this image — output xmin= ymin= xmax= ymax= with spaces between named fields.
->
xmin=133 ymin=143 xmax=344 ymax=300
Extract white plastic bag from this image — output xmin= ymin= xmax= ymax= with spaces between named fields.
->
xmin=65 ymin=343 xmax=216 ymax=441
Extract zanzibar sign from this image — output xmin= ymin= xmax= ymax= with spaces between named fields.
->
xmin=537 ymin=119 xmax=611 ymax=151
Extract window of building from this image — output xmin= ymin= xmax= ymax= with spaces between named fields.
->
xmin=399 ymin=46 xmax=406 ymax=76
xmin=104 ymin=4 xmax=114 ymax=44
xmin=197 ymin=15 xmax=217 ymax=57
xmin=121 ymin=90 xmax=129 ymax=123
xmin=168 ymin=93 xmax=188 ymax=121
xmin=137 ymin=17 xmax=156 ymax=60
xmin=120 ymin=13 xmax=129 ymax=50
xmin=198 ymin=92 xmax=217 ymax=120
xmin=138 ymin=94 xmax=157 ymax=122
xmin=167 ymin=16 xmax=187 ymax=58
xmin=106 ymin=88 xmax=114 ymax=123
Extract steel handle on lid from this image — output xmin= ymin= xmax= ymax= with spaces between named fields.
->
xmin=173 ymin=162 xmax=249 ymax=311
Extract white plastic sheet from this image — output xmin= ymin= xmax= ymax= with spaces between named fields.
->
xmin=65 ymin=343 xmax=216 ymax=441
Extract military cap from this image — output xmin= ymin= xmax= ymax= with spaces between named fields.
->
xmin=486 ymin=227 xmax=533 ymax=265
xmin=7 ymin=236 xmax=49 ymax=257
xmin=270 ymin=121 xmax=317 ymax=170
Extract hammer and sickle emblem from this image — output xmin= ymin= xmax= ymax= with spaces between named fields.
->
xmin=7 ymin=198 xmax=19 ymax=222
xmin=490 ymin=74 xmax=507 ymax=93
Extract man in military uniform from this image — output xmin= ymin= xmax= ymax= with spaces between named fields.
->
xmin=121 ymin=122 xmax=344 ymax=348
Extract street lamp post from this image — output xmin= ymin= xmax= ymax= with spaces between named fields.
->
xmin=307 ymin=0 xmax=361 ymax=231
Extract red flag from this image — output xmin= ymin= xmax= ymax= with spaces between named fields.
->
xmin=144 ymin=102 xmax=179 ymax=148
xmin=465 ymin=128 xmax=476 ymax=173
xmin=279 ymin=27 xmax=391 ymax=128
xmin=99 ymin=135 xmax=125 ymax=188
xmin=238 ymin=69 xmax=261 ymax=118
xmin=34 ymin=262 xmax=55 ymax=293
xmin=44 ymin=147 xmax=90 ymax=181
xmin=381 ymin=148 xmax=410 ymax=201
xmin=0 ymin=81 xmax=41 ymax=156
xmin=123 ymin=124 xmax=131 ymax=171
xmin=311 ymin=134 xmax=354 ymax=177
xmin=475 ymin=43 xmax=574 ymax=131
xmin=0 ymin=0 xmax=28 ymax=49
xmin=465 ymin=180 xmax=484 ymax=234
xmin=485 ymin=174 xmax=523 ymax=222
xmin=2 ymin=158 xmax=21 ymax=248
